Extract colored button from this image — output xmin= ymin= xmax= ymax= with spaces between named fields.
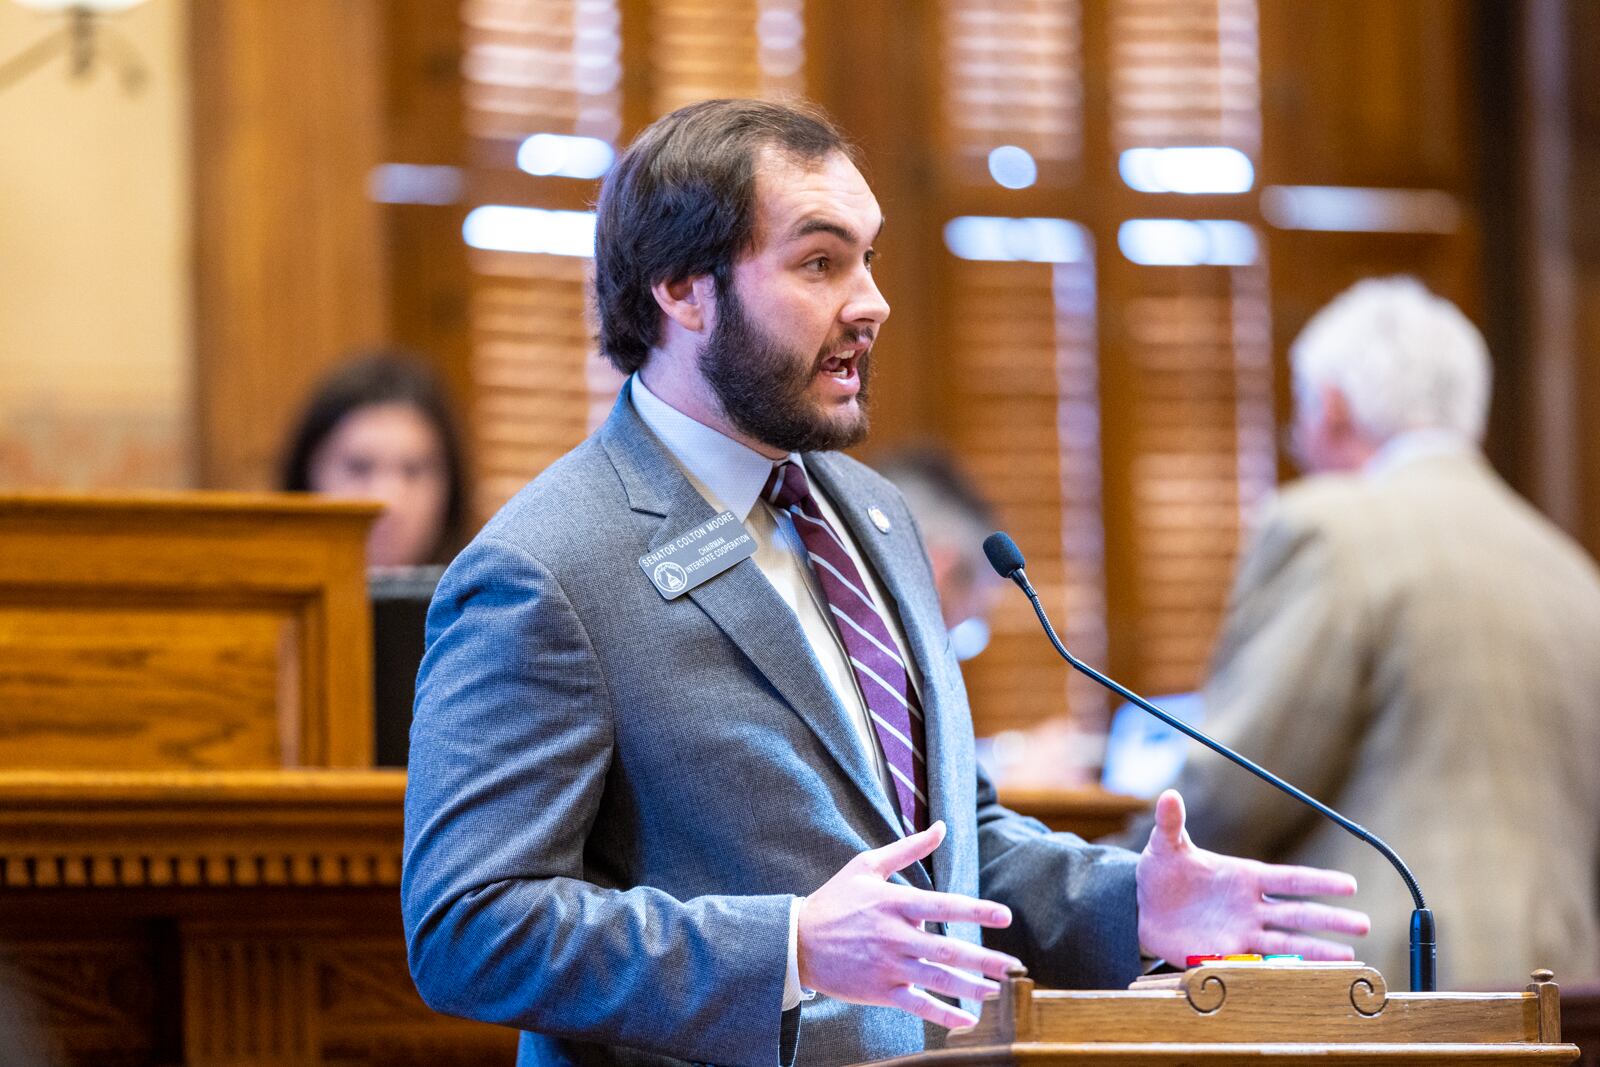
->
xmin=1264 ymin=954 xmax=1303 ymax=962
xmin=1223 ymin=954 xmax=1264 ymax=961
xmin=1185 ymin=955 xmax=1224 ymax=967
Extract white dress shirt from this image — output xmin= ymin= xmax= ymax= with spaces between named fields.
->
xmin=630 ymin=374 xmax=924 ymax=1009
xmin=1364 ymin=427 xmax=1477 ymax=478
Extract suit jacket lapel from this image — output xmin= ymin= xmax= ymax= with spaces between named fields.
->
xmin=598 ymin=395 xmax=909 ymax=853
xmin=806 ymin=452 xmax=961 ymax=892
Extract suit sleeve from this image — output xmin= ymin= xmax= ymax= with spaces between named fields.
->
xmin=1153 ymin=496 xmax=1367 ymax=862
xmin=401 ymin=534 xmax=799 ymax=1067
xmin=973 ymin=758 xmax=1143 ymax=988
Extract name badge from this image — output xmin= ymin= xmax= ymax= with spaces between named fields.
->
xmin=638 ymin=511 xmax=757 ymax=600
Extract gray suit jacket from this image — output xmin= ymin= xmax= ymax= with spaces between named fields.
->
xmin=1153 ymin=451 xmax=1600 ymax=989
xmin=402 ymin=392 xmax=1140 ymax=1067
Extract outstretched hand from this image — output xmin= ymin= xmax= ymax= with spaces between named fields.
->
xmin=1135 ymin=790 xmax=1371 ymax=966
xmin=798 ymin=821 xmax=1022 ymax=1029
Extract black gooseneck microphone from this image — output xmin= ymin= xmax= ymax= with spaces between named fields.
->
xmin=982 ymin=531 xmax=1437 ymax=993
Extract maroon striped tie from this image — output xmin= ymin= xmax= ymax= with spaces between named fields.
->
xmin=763 ymin=461 xmax=929 ymax=834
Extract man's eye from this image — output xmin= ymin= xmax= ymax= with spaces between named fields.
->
xmin=804 ymin=257 xmax=829 ymax=274
xmin=864 ymin=249 xmax=877 ymax=271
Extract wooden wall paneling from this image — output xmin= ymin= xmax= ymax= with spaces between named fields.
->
xmin=469 ymin=250 xmax=605 ymax=516
xmin=191 ymin=1 xmax=391 ymax=492
xmin=1075 ymin=0 xmax=1131 ymax=703
xmin=1548 ymin=0 xmax=1600 ymax=561
xmin=1508 ymin=0 xmax=1600 ymax=559
xmin=1112 ymin=264 xmax=1273 ymax=697
xmin=943 ymin=258 xmax=1110 ymax=740
xmin=902 ymin=0 xmax=1109 ymax=745
xmin=1258 ymin=0 xmax=1466 ymax=189
xmin=1473 ymin=0 xmax=1529 ymax=499
xmin=806 ymin=0 xmax=943 ymax=454
xmin=380 ymin=0 xmax=475 ymax=420
xmin=1257 ymin=0 xmax=1482 ymax=483
xmin=458 ymin=0 xmax=624 ymax=520
xmin=1090 ymin=0 xmax=1272 ymax=700
xmin=0 ymin=495 xmax=377 ymax=770
xmin=648 ymin=0 xmax=805 ymax=117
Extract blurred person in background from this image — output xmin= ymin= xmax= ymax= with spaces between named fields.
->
xmin=280 ymin=351 xmax=470 ymax=571
xmin=1121 ymin=277 xmax=1600 ymax=989
xmin=876 ymin=448 xmax=1095 ymax=786
xmin=875 ymin=447 xmax=1001 ymax=661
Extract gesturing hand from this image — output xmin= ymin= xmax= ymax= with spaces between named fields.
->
xmin=797 ymin=821 xmax=1022 ymax=1029
xmin=1135 ymin=790 xmax=1371 ymax=966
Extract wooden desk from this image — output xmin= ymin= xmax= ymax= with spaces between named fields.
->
xmin=0 ymin=769 xmax=515 ymax=1066
xmin=0 ymin=493 xmax=379 ymax=770
xmin=0 ymin=495 xmax=518 ymax=1064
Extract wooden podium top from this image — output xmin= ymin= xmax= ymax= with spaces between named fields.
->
xmin=863 ymin=964 xmax=1578 ymax=1065
xmin=0 ymin=491 xmax=379 ymax=770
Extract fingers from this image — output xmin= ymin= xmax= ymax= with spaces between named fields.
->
xmin=1261 ymin=898 xmax=1371 ymax=938
xmin=886 ymin=984 xmax=980 ymax=1030
xmin=1254 ymin=929 xmax=1358 ymax=961
xmin=891 ymin=887 xmax=1012 ymax=929
xmin=905 ymin=929 xmax=1023 ymax=980
xmin=1147 ymin=789 xmax=1188 ymax=854
xmin=904 ymin=959 xmax=1001 ymax=1003
xmin=855 ymin=820 xmax=947 ymax=879
xmin=1254 ymin=862 xmax=1359 ymax=898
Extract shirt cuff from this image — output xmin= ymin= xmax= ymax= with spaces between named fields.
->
xmin=782 ymin=896 xmax=818 ymax=1011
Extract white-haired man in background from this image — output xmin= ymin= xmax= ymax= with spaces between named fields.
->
xmin=1159 ymin=276 xmax=1600 ymax=989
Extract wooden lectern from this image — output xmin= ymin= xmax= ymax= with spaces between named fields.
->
xmin=867 ymin=962 xmax=1578 ymax=1064
xmin=0 ymin=494 xmax=516 ymax=1064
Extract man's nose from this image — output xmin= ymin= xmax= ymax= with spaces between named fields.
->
xmin=846 ymin=268 xmax=890 ymax=327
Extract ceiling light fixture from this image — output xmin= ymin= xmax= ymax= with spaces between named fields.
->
xmin=1 ymin=0 xmax=152 ymax=95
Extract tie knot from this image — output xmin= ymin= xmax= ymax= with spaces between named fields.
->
xmin=762 ymin=460 xmax=811 ymax=512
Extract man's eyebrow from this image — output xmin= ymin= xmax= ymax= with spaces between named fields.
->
xmin=784 ymin=215 xmax=886 ymax=245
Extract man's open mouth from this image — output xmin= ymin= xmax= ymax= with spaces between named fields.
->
xmin=820 ymin=351 xmax=859 ymax=379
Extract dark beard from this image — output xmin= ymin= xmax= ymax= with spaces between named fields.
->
xmin=697 ymin=279 xmax=872 ymax=454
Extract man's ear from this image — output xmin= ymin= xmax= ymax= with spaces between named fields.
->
xmin=1320 ymin=383 xmax=1355 ymax=438
xmin=651 ymin=274 xmax=716 ymax=333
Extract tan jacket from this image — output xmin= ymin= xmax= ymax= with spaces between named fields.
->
xmin=1169 ymin=451 xmax=1600 ymax=990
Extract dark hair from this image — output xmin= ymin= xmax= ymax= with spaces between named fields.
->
xmin=279 ymin=351 xmax=470 ymax=563
xmin=593 ymin=98 xmax=859 ymax=374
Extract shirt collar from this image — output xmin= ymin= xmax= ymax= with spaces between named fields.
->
xmin=1363 ymin=427 xmax=1477 ymax=478
xmin=629 ymin=374 xmax=799 ymax=520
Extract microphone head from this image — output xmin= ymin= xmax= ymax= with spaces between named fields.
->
xmin=983 ymin=532 xmax=1026 ymax=579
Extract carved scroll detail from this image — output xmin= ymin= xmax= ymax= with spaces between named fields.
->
xmin=1186 ymin=972 xmax=1228 ymax=1014
xmin=1350 ymin=972 xmax=1389 ymax=1017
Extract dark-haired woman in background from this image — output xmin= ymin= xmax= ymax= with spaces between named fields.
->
xmin=281 ymin=352 xmax=470 ymax=570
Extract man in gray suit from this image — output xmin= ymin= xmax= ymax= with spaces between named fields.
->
xmin=401 ymin=99 xmax=1368 ymax=1066
xmin=1158 ymin=277 xmax=1600 ymax=989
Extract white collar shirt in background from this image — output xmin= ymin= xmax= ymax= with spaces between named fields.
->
xmin=1364 ymin=428 xmax=1477 ymax=478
